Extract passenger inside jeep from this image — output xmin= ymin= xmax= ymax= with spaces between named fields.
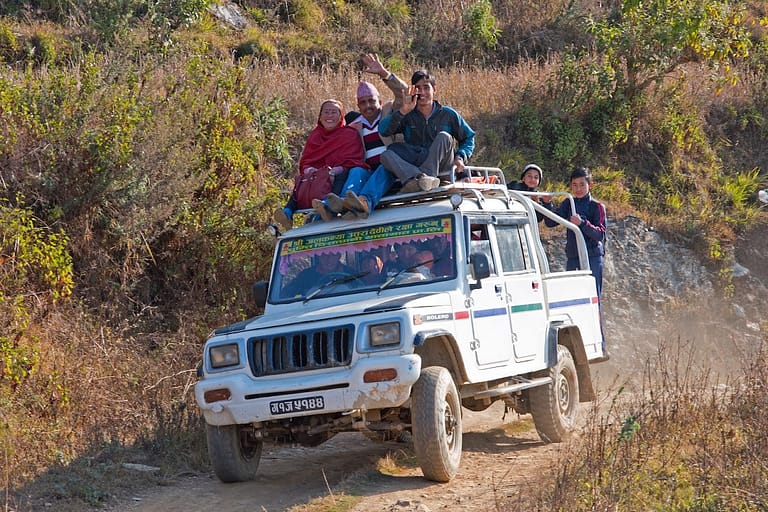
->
xmin=383 ymin=241 xmax=419 ymax=275
xmin=282 ymin=251 xmax=349 ymax=297
xmin=271 ymin=216 xmax=458 ymax=302
xmin=469 ymin=224 xmax=496 ymax=275
xmin=359 ymin=253 xmax=384 ymax=285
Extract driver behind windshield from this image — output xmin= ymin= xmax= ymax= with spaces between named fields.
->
xmin=282 ymin=252 xmax=348 ymax=298
xmin=360 ymin=254 xmax=384 ymax=285
xmin=383 ymin=241 xmax=418 ymax=275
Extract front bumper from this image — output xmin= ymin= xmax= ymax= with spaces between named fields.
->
xmin=195 ymin=354 xmax=421 ymax=426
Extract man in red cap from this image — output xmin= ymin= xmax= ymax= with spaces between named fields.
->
xmin=316 ymin=54 xmax=408 ymax=219
xmin=345 ymin=53 xmax=408 ymax=169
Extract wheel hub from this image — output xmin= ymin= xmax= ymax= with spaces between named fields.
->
xmin=443 ymin=403 xmax=457 ymax=445
xmin=556 ymin=373 xmax=571 ymax=413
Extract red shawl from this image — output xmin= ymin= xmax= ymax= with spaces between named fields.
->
xmin=299 ymin=101 xmax=370 ymax=171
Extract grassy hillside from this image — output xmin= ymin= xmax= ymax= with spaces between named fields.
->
xmin=1 ymin=0 xmax=767 ymax=509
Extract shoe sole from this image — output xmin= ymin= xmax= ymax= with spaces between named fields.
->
xmin=343 ymin=191 xmax=369 ymax=218
xmin=274 ymin=210 xmax=292 ymax=231
xmin=418 ymin=175 xmax=440 ymax=191
xmin=326 ymin=193 xmax=346 ymax=214
xmin=399 ymin=179 xmax=421 ymax=194
xmin=312 ymin=199 xmax=335 ymax=221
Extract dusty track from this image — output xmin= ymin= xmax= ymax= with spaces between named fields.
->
xmin=121 ymin=398 xmax=572 ymax=512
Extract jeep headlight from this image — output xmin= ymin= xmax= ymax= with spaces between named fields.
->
xmin=209 ymin=343 xmax=240 ymax=368
xmin=369 ymin=322 xmax=401 ymax=347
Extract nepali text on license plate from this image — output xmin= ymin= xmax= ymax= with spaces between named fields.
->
xmin=269 ymin=396 xmax=325 ymax=415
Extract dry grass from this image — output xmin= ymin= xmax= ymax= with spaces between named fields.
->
xmin=520 ymin=336 xmax=768 ymax=511
xmin=376 ymin=448 xmax=420 ymax=476
xmin=1 ymin=302 xmax=206 ymax=511
xmin=243 ymin=59 xmax=556 ymax=126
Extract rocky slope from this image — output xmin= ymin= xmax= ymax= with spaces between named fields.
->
xmin=542 ymin=213 xmax=767 ymax=384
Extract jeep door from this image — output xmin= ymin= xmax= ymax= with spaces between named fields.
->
xmin=494 ymin=221 xmax=547 ymax=361
xmin=465 ymin=218 xmax=514 ymax=366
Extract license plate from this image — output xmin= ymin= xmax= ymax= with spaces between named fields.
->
xmin=269 ymin=396 xmax=325 ymax=415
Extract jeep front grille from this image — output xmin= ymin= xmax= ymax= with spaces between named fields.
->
xmin=249 ymin=325 xmax=354 ymax=376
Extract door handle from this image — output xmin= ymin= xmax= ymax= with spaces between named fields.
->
xmin=495 ymin=284 xmax=503 ymax=294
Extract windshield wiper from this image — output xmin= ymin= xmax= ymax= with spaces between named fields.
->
xmin=302 ymin=271 xmax=370 ymax=303
xmin=377 ymin=258 xmax=439 ymax=294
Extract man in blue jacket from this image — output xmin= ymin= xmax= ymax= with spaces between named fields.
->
xmin=543 ymin=167 xmax=607 ymax=297
xmin=341 ymin=69 xmax=475 ymax=217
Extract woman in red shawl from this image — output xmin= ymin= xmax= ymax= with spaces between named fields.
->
xmin=274 ymin=99 xmax=369 ymax=231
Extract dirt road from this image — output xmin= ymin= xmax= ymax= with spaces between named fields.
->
xmin=122 ymin=398 xmax=570 ymax=512
xmin=118 ymin=332 xmax=741 ymax=512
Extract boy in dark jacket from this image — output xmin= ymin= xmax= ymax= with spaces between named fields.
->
xmin=543 ymin=167 xmax=607 ymax=297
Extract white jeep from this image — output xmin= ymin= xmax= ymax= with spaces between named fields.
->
xmin=195 ymin=167 xmax=608 ymax=483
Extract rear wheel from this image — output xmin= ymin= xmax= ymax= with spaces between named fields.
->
xmin=410 ymin=366 xmax=463 ymax=482
xmin=206 ymin=423 xmax=262 ymax=483
xmin=528 ymin=345 xmax=579 ymax=443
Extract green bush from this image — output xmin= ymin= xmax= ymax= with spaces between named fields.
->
xmin=0 ymin=19 xmax=19 ymax=62
xmin=0 ymin=200 xmax=72 ymax=391
xmin=464 ymin=0 xmax=501 ymax=50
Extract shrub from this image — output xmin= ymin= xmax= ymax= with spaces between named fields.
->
xmin=0 ymin=199 xmax=73 ymax=391
xmin=531 ymin=336 xmax=768 ymax=510
xmin=464 ymin=0 xmax=501 ymax=51
xmin=234 ymin=28 xmax=278 ymax=61
xmin=0 ymin=19 xmax=19 ymax=62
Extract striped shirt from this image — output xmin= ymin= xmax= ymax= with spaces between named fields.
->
xmin=348 ymin=113 xmax=386 ymax=167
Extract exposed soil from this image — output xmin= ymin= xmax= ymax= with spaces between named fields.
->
xmin=119 ymin=400 xmax=570 ymax=512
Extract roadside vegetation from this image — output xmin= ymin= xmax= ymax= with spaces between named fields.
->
xmin=527 ymin=338 xmax=768 ymax=511
xmin=1 ymin=0 xmax=767 ymax=509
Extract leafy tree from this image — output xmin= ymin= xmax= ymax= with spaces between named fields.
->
xmin=588 ymin=0 xmax=752 ymax=102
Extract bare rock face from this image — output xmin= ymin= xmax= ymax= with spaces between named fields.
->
xmin=543 ymin=214 xmax=766 ymax=382
xmin=208 ymin=2 xmax=248 ymax=30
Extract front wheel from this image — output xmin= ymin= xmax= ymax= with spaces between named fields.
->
xmin=528 ymin=345 xmax=579 ymax=443
xmin=206 ymin=423 xmax=262 ymax=483
xmin=410 ymin=366 xmax=463 ymax=482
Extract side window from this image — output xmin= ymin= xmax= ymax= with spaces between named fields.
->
xmin=469 ymin=224 xmax=497 ymax=275
xmin=496 ymin=225 xmax=530 ymax=273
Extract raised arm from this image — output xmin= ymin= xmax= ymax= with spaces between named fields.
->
xmin=362 ymin=54 xmax=408 ymax=112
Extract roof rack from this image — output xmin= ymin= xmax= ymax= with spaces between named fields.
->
xmin=290 ymin=166 xmax=512 ymax=220
xmin=378 ymin=166 xmax=510 ymax=209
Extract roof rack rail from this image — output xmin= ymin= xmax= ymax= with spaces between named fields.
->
xmin=288 ymin=166 xmax=511 ymax=220
xmin=378 ymin=165 xmax=510 ymax=208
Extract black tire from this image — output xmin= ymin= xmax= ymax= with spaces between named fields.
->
xmin=410 ymin=366 xmax=463 ymax=482
xmin=528 ymin=345 xmax=580 ymax=443
xmin=206 ymin=423 xmax=262 ymax=483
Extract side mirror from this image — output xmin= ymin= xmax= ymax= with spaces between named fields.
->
xmin=468 ymin=252 xmax=491 ymax=288
xmin=252 ymin=281 xmax=268 ymax=308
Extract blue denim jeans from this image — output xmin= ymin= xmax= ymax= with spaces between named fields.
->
xmin=340 ymin=166 xmax=370 ymax=195
xmin=320 ymin=166 xmax=370 ymax=208
xmin=566 ymin=255 xmax=603 ymax=297
xmin=359 ymin=164 xmax=396 ymax=210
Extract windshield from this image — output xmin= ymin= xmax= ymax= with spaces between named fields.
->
xmin=270 ymin=216 xmax=456 ymax=303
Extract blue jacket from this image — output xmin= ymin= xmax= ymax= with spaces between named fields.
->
xmin=379 ymin=100 xmax=475 ymax=162
xmin=544 ymin=193 xmax=606 ymax=259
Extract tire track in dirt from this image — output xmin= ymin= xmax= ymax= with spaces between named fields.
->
xmin=120 ymin=401 xmax=565 ymax=512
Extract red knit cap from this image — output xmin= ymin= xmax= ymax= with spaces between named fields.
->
xmin=356 ymin=81 xmax=380 ymax=99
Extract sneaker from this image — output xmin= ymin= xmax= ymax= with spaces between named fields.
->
xmin=399 ymin=178 xmax=421 ymax=194
xmin=274 ymin=208 xmax=292 ymax=232
xmin=312 ymin=198 xmax=335 ymax=221
xmin=326 ymin=193 xmax=346 ymax=214
xmin=343 ymin=190 xmax=370 ymax=219
xmin=417 ymin=173 xmax=440 ymax=191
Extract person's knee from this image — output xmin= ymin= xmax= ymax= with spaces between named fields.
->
xmin=380 ymin=150 xmax=395 ymax=166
